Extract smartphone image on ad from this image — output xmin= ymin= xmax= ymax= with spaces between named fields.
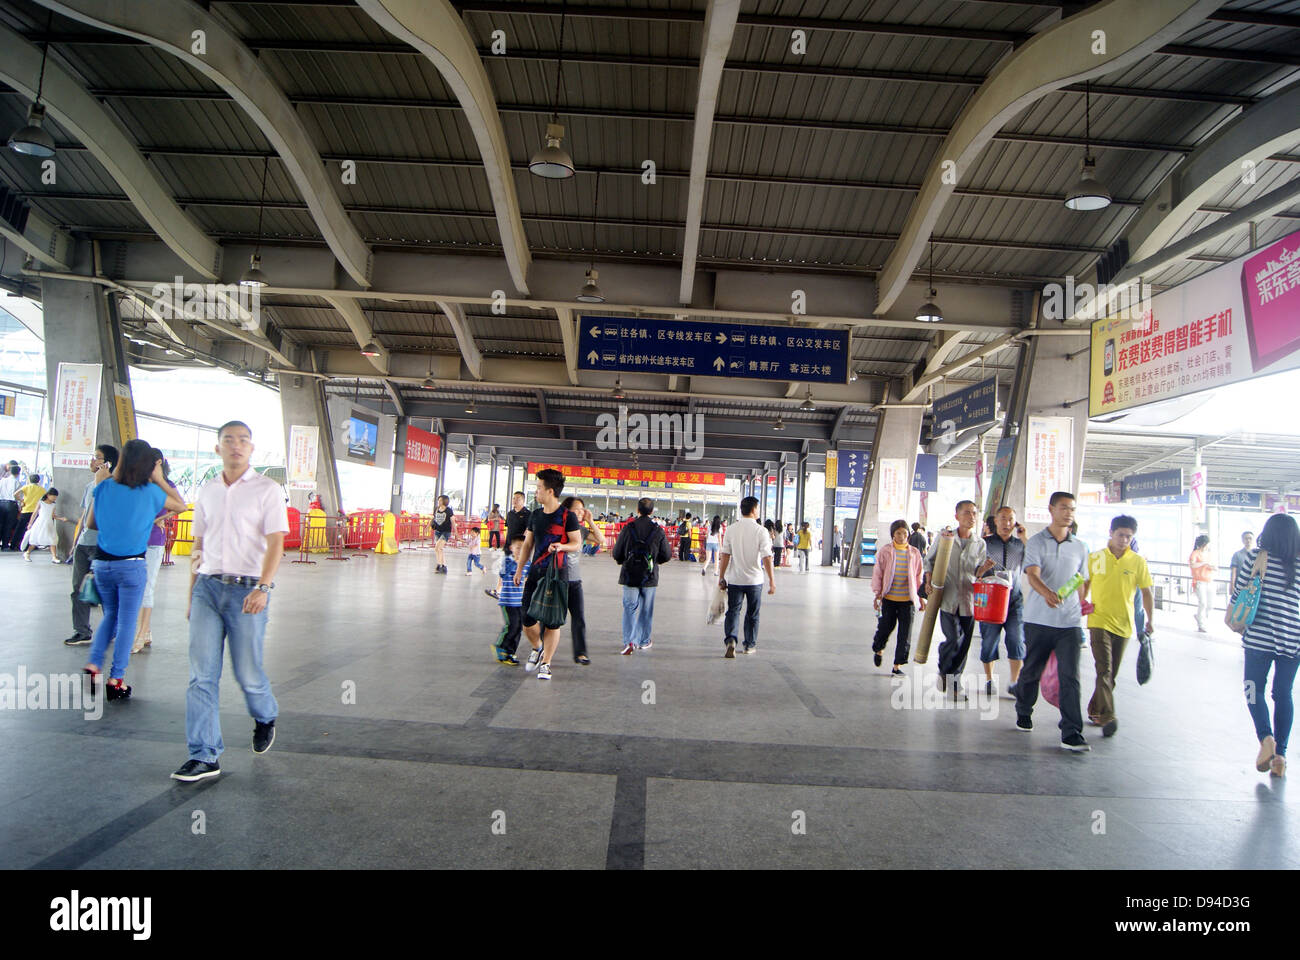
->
xmin=1103 ymin=338 xmax=1115 ymax=377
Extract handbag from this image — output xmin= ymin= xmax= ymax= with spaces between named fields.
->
xmin=1136 ymin=632 xmax=1154 ymax=685
xmin=1041 ymin=651 xmax=1060 ymax=708
xmin=1225 ymin=550 xmax=1267 ymax=634
xmin=79 ymin=572 xmax=101 ymax=607
xmin=526 ymin=558 xmax=569 ymax=628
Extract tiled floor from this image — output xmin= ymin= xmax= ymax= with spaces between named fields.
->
xmin=1 ymin=545 xmax=1292 ymax=869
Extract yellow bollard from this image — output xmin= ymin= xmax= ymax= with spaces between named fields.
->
xmin=376 ymin=512 xmax=400 ymax=554
xmin=307 ymin=507 xmax=329 ymax=553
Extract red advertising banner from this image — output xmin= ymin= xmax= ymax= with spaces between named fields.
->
xmin=404 ymin=425 xmax=441 ymax=479
xmin=527 ymin=462 xmax=726 ymax=486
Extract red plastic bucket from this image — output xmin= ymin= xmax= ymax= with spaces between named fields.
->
xmin=972 ymin=579 xmax=1010 ymax=624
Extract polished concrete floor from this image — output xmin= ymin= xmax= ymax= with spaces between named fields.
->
xmin=1 ymin=543 xmax=1294 ymax=870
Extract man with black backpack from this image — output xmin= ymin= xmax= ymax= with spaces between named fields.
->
xmin=613 ymin=498 xmax=672 ymax=655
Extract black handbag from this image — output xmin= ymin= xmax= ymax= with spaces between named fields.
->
xmin=526 ymin=559 xmax=569 ymax=628
xmin=1136 ymin=632 xmax=1154 ymax=685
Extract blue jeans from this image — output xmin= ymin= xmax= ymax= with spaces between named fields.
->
xmin=978 ymin=591 xmax=1026 ymax=662
xmin=724 ymin=584 xmax=763 ymax=649
xmin=467 ymin=553 xmax=484 ymax=573
xmin=1244 ymin=649 xmax=1300 ymax=756
xmin=88 ymin=557 xmax=147 ymax=680
xmin=186 ymin=576 xmax=278 ymax=762
xmin=621 ymin=585 xmax=657 ymax=647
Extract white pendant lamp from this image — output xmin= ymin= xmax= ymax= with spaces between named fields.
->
xmin=915 ymin=240 xmax=943 ymax=323
xmin=1064 ymin=82 xmax=1112 ymax=212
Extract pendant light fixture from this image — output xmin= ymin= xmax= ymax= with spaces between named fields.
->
xmin=799 ymin=385 xmax=815 ymax=411
xmin=1064 ymin=82 xmax=1112 ymax=212
xmin=240 ymin=155 xmax=271 ymax=286
xmin=773 ymin=415 xmax=786 ymax=432
xmin=576 ymin=172 xmax=606 ymax=303
xmin=529 ymin=4 xmax=575 ymax=179
xmin=9 ymin=11 xmax=56 ymax=158
xmin=360 ymin=341 xmax=381 ymax=358
xmin=611 ymin=376 xmax=625 ymax=399
xmin=465 ymin=396 xmax=477 ymax=415
xmin=915 ymin=240 xmax=943 ymax=323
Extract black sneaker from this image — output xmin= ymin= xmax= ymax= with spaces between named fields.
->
xmin=171 ymin=759 xmax=221 ymax=782
xmin=1060 ymin=733 xmax=1091 ymax=752
xmin=724 ymin=641 xmax=735 ymax=659
xmin=1102 ymin=719 xmax=1118 ymax=738
xmin=985 ymin=679 xmax=994 ymax=697
xmin=484 ymin=588 xmax=499 ymax=600
xmin=1015 ymin=715 xmax=1032 ymax=732
xmin=891 ymin=667 xmax=905 ymax=677
xmin=63 ymin=634 xmax=92 ymax=646
xmin=938 ymin=673 xmax=947 ymax=692
xmin=253 ymin=720 xmax=275 ymax=754
xmin=873 ymin=650 xmax=882 ymax=667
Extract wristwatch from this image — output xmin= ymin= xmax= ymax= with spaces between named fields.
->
xmin=257 ymin=583 xmax=274 ymax=593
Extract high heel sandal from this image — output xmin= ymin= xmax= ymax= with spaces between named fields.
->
xmin=105 ymin=679 xmax=132 ymax=701
xmin=83 ymin=666 xmax=100 ymax=692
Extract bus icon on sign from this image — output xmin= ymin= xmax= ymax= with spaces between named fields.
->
xmin=604 ymin=326 xmax=619 ymax=339
xmin=602 ymin=351 xmax=618 ymax=365
xmin=730 ymin=330 xmax=746 ymax=345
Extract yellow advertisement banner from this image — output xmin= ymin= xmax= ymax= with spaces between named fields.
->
xmin=825 ymin=450 xmax=837 ymax=489
xmin=113 ymin=383 xmax=137 ymax=443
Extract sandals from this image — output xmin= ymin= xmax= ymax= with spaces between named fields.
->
xmin=1257 ymin=735 xmax=1276 ymax=772
xmin=131 ymin=632 xmax=153 ymax=654
xmin=82 ymin=665 xmax=100 ymax=691
xmin=575 ymin=655 xmax=591 ymax=665
xmin=1271 ymin=754 xmax=1287 ymax=779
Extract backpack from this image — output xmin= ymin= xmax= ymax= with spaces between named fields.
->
xmin=622 ymin=522 xmax=658 ymax=587
xmin=1225 ymin=550 xmax=1267 ymax=634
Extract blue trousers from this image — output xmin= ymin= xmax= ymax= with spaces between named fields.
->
xmin=621 ymin=585 xmax=657 ymax=647
xmin=88 ymin=557 xmax=147 ymax=680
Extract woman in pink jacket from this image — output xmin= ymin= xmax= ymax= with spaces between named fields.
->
xmin=870 ymin=519 xmax=926 ymax=675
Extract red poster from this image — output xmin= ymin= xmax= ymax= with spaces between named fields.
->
xmin=526 ymin=462 xmax=725 ymax=486
xmin=404 ymin=425 xmax=441 ymax=479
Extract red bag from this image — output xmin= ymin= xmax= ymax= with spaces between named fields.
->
xmin=1041 ymin=651 xmax=1060 ymax=708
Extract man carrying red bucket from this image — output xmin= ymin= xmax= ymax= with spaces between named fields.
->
xmin=976 ymin=506 xmax=1028 ymax=699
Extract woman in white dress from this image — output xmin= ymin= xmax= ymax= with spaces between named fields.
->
xmin=22 ymin=488 xmax=66 ymax=562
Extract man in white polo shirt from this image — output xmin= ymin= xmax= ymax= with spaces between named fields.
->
xmin=717 ymin=495 xmax=775 ymax=658
xmin=172 ymin=420 xmax=289 ymax=783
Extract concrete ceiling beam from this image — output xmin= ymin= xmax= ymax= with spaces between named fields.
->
xmin=873 ymin=0 xmax=1223 ymax=315
xmin=31 ymin=0 xmax=370 ymax=286
xmin=356 ymin=0 xmax=530 ymax=294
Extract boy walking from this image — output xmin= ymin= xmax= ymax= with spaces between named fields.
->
xmin=1085 ymin=514 xmax=1153 ymax=738
xmin=492 ymin=534 xmax=529 ymax=665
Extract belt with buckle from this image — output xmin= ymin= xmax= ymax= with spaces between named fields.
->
xmin=210 ymin=574 xmax=259 ymax=587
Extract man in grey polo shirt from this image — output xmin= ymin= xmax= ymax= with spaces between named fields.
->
xmin=1013 ymin=490 xmax=1093 ymax=751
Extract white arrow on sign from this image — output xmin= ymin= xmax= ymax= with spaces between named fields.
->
xmin=587 ymin=350 xmax=599 ymax=363
xmin=590 ymin=327 xmax=601 ymax=337
xmin=715 ymin=332 xmax=726 ymax=344
xmin=713 ymin=356 xmax=725 ymax=371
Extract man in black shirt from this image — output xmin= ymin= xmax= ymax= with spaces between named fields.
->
xmin=505 ymin=490 xmax=529 ymax=545
xmin=431 ymin=495 xmax=453 ymax=574
xmin=677 ymin=512 xmax=692 ymax=562
xmin=514 ymin=470 xmax=582 ymax=681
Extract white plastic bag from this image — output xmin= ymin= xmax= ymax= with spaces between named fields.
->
xmin=706 ymin=585 xmax=727 ymax=624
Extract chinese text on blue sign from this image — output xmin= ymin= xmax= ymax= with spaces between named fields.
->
xmin=578 ymin=316 xmax=849 ymax=384
xmin=932 ymin=377 xmax=998 ymax=435
xmin=1122 ymin=468 xmax=1183 ymax=501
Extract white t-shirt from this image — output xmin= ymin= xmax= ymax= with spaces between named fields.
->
xmin=720 ymin=516 xmax=773 ymax=586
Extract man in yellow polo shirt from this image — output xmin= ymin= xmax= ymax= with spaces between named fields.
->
xmin=1086 ymin=514 xmax=1153 ymax=738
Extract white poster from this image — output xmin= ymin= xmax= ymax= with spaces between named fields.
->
xmin=53 ymin=362 xmax=101 ymax=457
xmin=878 ymin=457 xmax=909 ymax=518
xmin=1025 ymin=416 xmax=1073 ymax=524
xmin=287 ymin=424 xmax=319 ymax=488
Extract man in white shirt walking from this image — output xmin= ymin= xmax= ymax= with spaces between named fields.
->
xmin=172 ymin=421 xmax=289 ymax=782
xmin=717 ymin=496 xmax=775 ymax=658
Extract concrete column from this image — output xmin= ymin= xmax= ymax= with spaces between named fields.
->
xmin=775 ymin=463 xmax=785 ymax=525
xmin=434 ymin=426 xmax=447 ymax=500
xmin=278 ymin=374 xmax=343 ymax=515
xmin=795 ymin=453 xmax=808 ymax=525
xmin=464 ymin=440 xmax=476 ymax=518
xmin=844 ymin=394 xmax=924 ymax=579
xmin=1002 ymin=329 xmax=1089 ymax=537
xmin=41 ymin=254 xmax=137 ymax=558
xmin=760 ymin=471 xmax=769 ymax=522
xmin=821 ymin=446 xmax=836 ymax=566
xmin=486 ymin=451 xmax=497 ymax=513
xmin=390 ymin=416 xmax=408 ymax=514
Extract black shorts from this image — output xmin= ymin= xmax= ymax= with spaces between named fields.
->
xmin=520 ymin=564 xmax=565 ymax=629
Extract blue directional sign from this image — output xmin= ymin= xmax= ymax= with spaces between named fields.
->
xmin=1123 ymin=468 xmax=1183 ymax=502
xmin=577 ymin=315 xmax=850 ymax=384
xmin=912 ymin=454 xmax=938 ymax=492
xmin=835 ymin=488 xmax=862 ymax=509
xmin=932 ymin=377 xmax=998 ymax=435
xmin=837 ymin=450 xmax=867 ymax=489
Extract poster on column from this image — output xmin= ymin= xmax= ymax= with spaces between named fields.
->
xmin=1190 ymin=466 xmax=1208 ymax=524
xmin=404 ymin=425 xmax=441 ymax=479
xmin=112 ymin=383 xmax=136 ymax=443
xmin=287 ymin=425 xmax=319 ymax=488
xmin=824 ymin=451 xmax=837 ymax=489
xmin=344 ymin=409 xmax=379 ymax=465
xmin=984 ymin=435 xmax=1016 ymax=517
xmin=1024 ymin=416 xmax=1072 ymax=524
xmin=1089 ymin=227 xmax=1300 ymax=417
xmin=52 ymin=362 xmax=101 ymax=469
xmin=878 ymin=458 xmax=909 ymax=519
